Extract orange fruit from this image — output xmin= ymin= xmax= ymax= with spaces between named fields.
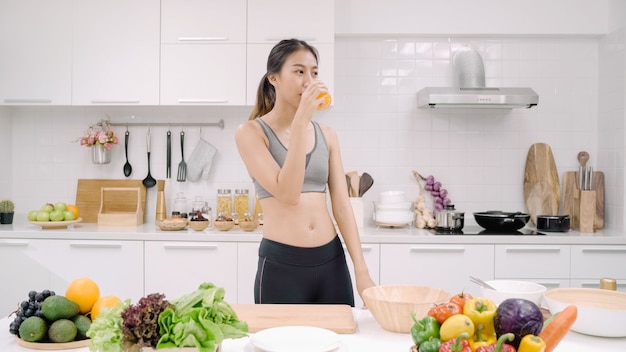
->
xmin=90 ymin=295 xmax=122 ymax=321
xmin=317 ymin=92 xmax=332 ymax=110
xmin=65 ymin=277 xmax=100 ymax=314
xmin=66 ymin=205 xmax=79 ymax=219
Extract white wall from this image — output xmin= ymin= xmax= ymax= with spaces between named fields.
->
xmin=0 ymin=108 xmax=11 ymax=195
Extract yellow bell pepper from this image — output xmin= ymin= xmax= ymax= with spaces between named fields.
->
xmin=518 ymin=334 xmax=546 ymax=352
xmin=469 ymin=325 xmax=496 ymax=352
xmin=463 ymin=297 xmax=497 ymax=338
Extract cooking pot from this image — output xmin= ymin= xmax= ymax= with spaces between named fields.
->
xmin=474 ymin=211 xmax=530 ymax=231
xmin=435 ymin=205 xmax=464 ymax=231
xmin=536 ymin=215 xmax=570 ymax=232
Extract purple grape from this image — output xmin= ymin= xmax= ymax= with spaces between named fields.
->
xmin=424 ymin=184 xmax=433 ymax=191
xmin=426 ymin=175 xmax=435 ymax=184
xmin=434 ymin=197 xmax=443 ymax=204
xmin=439 ymin=189 xmax=448 ymax=198
xmin=433 ymin=181 xmax=441 ymax=191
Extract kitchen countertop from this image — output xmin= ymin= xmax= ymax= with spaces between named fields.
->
xmin=1 ymin=216 xmax=626 ymax=245
xmin=1 ymin=308 xmax=625 ymax=351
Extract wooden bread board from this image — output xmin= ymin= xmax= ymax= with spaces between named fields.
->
xmin=562 ymin=171 xmax=605 ymax=231
xmin=15 ymin=336 xmax=90 ymax=350
xmin=231 ymin=304 xmax=357 ymax=334
xmin=75 ymin=179 xmax=147 ymax=223
xmin=524 ymin=143 xmax=560 ymax=225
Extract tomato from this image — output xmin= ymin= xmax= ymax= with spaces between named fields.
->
xmin=449 ymin=292 xmax=473 ymax=308
xmin=427 ymin=302 xmax=463 ymax=324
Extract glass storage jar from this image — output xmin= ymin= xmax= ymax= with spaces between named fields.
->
xmin=234 ymin=189 xmax=249 ymax=222
xmin=217 ymin=189 xmax=232 ymax=217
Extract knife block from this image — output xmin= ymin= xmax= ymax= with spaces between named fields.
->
xmin=572 ymin=190 xmax=596 ymax=233
xmin=562 ymin=171 xmax=605 ymax=232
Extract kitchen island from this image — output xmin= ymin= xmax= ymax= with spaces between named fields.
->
xmin=1 ymin=308 xmax=625 ymax=351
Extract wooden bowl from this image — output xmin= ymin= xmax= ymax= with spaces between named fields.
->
xmin=239 ymin=220 xmax=259 ymax=232
xmin=362 ymin=285 xmax=450 ymax=333
xmin=543 ymin=287 xmax=626 ymax=337
xmin=214 ymin=220 xmax=234 ymax=231
xmin=157 ymin=219 xmax=188 ymax=231
xmin=188 ymin=220 xmax=209 ymax=231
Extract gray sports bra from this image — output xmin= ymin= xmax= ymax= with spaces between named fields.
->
xmin=253 ymin=119 xmax=329 ymax=199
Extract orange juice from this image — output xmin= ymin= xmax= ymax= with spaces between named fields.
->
xmin=317 ymin=92 xmax=332 ymax=110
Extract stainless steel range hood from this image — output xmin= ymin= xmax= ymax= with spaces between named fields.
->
xmin=417 ymin=48 xmax=538 ymax=109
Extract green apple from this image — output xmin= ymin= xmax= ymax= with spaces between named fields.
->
xmin=54 ymin=202 xmax=67 ymax=212
xmin=49 ymin=210 xmax=64 ymax=221
xmin=63 ymin=210 xmax=75 ymax=221
xmin=27 ymin=210 xmax=39 ymax=221
xmin=36 ymin=211 xmax=50 ymax=222
xmin=40 ymin=204 xmax=54 ymax=213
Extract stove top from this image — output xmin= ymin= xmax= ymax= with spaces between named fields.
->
xmin=430 ymin=226 xmax=546 ymax=236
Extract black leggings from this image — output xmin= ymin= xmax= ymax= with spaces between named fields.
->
xmin=254 ymin=235 xmax=355 ymax=306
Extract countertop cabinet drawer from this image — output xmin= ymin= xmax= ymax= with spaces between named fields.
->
xmin=570 ymin=245 xmax=626 ymax=280
xmin=380 ymin=244 xmax=494 ymax=297
xmin=145 ymin=241 xmax=238 ymax=302
xmin=495 ymin=245 xmax=570 ymax=279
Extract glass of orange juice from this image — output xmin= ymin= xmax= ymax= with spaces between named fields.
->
xmin=317 ymin=92 xmax=332 ymax=110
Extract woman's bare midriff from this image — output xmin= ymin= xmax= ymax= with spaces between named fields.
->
xmin=259 ymin=192 xmax=337 ymax=247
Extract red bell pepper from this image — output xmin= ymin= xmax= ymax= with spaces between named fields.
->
xmin=476 ymin=333 xmax=517 ymax=352
xmin=439 ymin=332 xmax=471 ymax=352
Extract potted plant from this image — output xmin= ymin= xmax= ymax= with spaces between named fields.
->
xmin=0 ymin=199 xmax=15 ymax=224
xmin=77 ymin=118 xmax=119 ymax=164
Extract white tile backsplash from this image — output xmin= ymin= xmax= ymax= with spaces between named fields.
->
xmin=2 ymin=34 xmax=625 ymax=230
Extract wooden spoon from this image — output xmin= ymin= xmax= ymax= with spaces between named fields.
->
xmin=346 ymin=171 xmax=359 ymax=197
xmin=359 ymin=172 xmax=374 ymax=197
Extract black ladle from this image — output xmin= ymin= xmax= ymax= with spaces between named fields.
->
xmin=142 ymin=129 xmax=156 ymax=188
xmin=123 ymin=130 xmax=132 ymax=177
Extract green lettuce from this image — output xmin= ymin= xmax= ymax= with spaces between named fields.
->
xmin=86 ymin=299 xmax=130 ymax=352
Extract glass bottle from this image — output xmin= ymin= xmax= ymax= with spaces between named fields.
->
xmin=217 ymin=189 xmax=232 ymax=217
xmin=234 ymin=189 xmax=249 ymax=222
xmin=173 ymin=192 xmax=187 ymax=214
xmin=254 ymin=192 xmax=263 ymax=224
xmin=191 ymin=196 xmax=205 ymax=220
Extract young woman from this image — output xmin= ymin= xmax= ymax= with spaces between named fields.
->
xmin=235 ymin=39 xmax=375 ymax=306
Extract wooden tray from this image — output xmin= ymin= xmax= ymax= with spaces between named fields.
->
xmin=231 ymin=304 xmax=357 ymax=334
xmin=15 ymin=337 xmax=90 ymax=350
xmin=75 ymin=179 xmax=147 ymax=223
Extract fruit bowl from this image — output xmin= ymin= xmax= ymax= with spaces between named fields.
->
xmin=29 ymin=218 xmax=82 ymax=230
xmin=362 ymin=285 xmax=451 ymax=333
xmin=480 ymin=279 xmax=547 ymax=306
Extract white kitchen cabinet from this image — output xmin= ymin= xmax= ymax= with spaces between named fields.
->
xmin=570 ymin=245 xmax=626 ymax=291
xmin=237 ymin=242 xmax=260 ymax=304
xmin=380 ymin=244 xmax=494 ymax=297
xmin=145 ymin=241 xmax=238 ymax=303
xmin=344 ymin=243 xmax=380 ymax=308
xmin=0 ymin=238 xmax=144 ymax=316
xmin=160 ymin=45 xmax=247 ymax=106
xmin=72 ymin=0 xmax=160 ymax=105
xmin=161 ymin=0 xmax=246 ymax=44
xmin=494 ymin=244 xmax=571 ymax=281
xmin=0 ymin=0 xmax=72 ymax=105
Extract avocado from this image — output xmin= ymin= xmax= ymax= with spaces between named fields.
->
xmin=18 ymin=316 xmax=47 ymax=342
xmin=41 ymin=295 xmax=80 ymax=321
xmin=72 ymin=314 xmax=92 ymax=340
xmin=48 ymin=319 xmax=77 ymax=343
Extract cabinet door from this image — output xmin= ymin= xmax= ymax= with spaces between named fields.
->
xmin=247 ymin=43 xmax=334 ymax=105
xmin=161 ymin=44 xmax=246 ymax=105
xmin=145 ymin=242 xmax=238 ymax=302
xmin=380 ymin=244 xmax=494 ymax=297
xmin=571 ymin=245 xmax=626 ymax=281
xmin=0 ymin=0 xmax=72 ymax=105
xmin=0 ymin=239 xmax=51 ymax=316
xmin=237 ymin=242 xmax=260 ymax=304
xmin=495 ymin=245 xmax=570 ymax=279
xmin=344 ymin=243 xmax=380 ymax=308
xmin=161 ymin=0 xmax=246 ymax=44
xmin=247 ymin=0 xmax=334 ymax=44
xmin=72 ymin=0 xmax=160 ymax=105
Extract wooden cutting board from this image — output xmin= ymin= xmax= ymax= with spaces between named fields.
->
xmin=562 ymin=171 xmax=605 ymax=230
xmin=231 ymin=304 xmax=356 ymax=334
xmin=523 ymin=143 xmax=560 ymax=225
xmin=75 ymin=179 xmax=147 ymax=223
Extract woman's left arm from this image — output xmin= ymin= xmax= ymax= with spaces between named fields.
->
xmin=322 ymin=125 xmax=376 ymax=304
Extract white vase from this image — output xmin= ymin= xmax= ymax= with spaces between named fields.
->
xmin=91 ymin=145 xmax=111 ymax=164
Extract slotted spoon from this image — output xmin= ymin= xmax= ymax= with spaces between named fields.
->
xmin=177 ymin=131 xmax=187 ymax=182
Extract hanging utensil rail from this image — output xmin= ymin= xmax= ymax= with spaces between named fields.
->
xmin=110 ymin=120 xmax=225 ymax=129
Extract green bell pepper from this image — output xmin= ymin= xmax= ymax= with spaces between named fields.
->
xmin=410 ymin=312 xmax=441 ymax=347
xmin=418 ymin=336 xmax=441 ymax=352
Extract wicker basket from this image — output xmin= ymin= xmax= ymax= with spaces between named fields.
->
xmin=214 ymin=220 xmax=234 ymax=231
xmin=188 ymin=220 xmax=210 ymax=231
xmin=157 ymin=219 xmax=188 ymax=231
xmin=239 ymin=220 xmax=259 ymax=232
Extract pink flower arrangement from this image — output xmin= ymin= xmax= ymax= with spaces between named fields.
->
xmin=78 ymin=118 xmax=119 ymax=149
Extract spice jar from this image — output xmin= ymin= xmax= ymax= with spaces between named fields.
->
xmin=234 ymin=189 xmax=250 ymax=222
xmin=173 ymin=192 xmax=187 ymax=214
xmin=217 ymin=189 xmax=232 ymax=216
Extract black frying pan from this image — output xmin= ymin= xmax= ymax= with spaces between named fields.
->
xmin=474 ymin=211 xmax=530 ymax=231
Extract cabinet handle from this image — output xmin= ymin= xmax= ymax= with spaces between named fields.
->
xmin=0 ymin=241 xmax=29 ymax=247
xmin=163 ymin=244 xmax=218 ymax=250
xmin=178 ymin=37 xmax=229 ymax=42
xmin=69 ymin=242 xmax=123 ymax=249
xmin=177 ymin=99 xmax=228 ymax=104
xmin=505 ymin=247 xmax=561 ymax=253
xmin=581 ymin=248 xmax=626 ymax=254
xmin=342 ymin=244 xmax=373 ymax=252
xmin=264 ymin=37 xmax=317 ymax=42
xmin=90 ymin=100 xmax=140 ymax=104
xmin=4 ymin=98 xmax=52 ymax=104
xmin=410 ymin=246 xmax=465 ymax=253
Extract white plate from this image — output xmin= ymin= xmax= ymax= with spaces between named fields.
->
xmin=29 ymin=217 xmax=82 ymax=229
xmin=250 ymin=326 xmax=340 ymax=352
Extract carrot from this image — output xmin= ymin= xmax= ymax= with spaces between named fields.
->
xmin=539 ymin=305 xmax=578 ymax=352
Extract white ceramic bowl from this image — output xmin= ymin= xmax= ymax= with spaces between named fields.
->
xmin=480 ymin=280 xmax=547 ymax=307
xmin=374 ymin=201 xmax=413 ymax=211
xmin=379 ymin=191 xmax=406 ymax=204
xmin=543 ymin=287 xmax=626 ymax=337
xmin=373 ymin=210 xmax=414 ymax=224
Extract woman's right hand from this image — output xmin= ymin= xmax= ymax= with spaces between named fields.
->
xmin=298 ymin=80 xmax=329 ymax=119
